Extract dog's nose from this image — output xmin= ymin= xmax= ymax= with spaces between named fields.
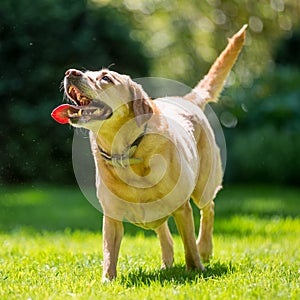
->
xmin=65 ymin=69 xmax=82 ymax=77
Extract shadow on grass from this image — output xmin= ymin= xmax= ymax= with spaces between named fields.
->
xmin=120 ymin=261 xmax=233 ymax=287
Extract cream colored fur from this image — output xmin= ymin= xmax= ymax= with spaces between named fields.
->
xmin=64 ymin=25 xmax=247 ymax=281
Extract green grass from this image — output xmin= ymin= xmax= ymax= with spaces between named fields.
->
xmin=0 ymin=185 xmax=300 ymax=299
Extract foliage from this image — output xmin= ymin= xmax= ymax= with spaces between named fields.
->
xmin=1 ymin=0 xmax=300 ymax=185
xmin=0 ymin=185 xmax=300 ymax=299
xmin=219 ymin=66 xmax=300 ymax=184
xmin=91 ymin=0 xmax=300 ymax=185
xmin=92 ymin=0 xmax=300 ymax=86
xmin=0 ymin=0 xmax=149 ymax=184
xmin=275 ymin=28 xmax=300 ymax=67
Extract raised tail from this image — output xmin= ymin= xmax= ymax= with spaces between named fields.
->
xmin=185 ymin=24 xmax=247 ymax=109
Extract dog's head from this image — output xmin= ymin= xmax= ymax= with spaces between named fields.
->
xmin=51 ymin=68 xmax=153 ymax=129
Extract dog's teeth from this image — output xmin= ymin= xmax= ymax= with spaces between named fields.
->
xmin=93 ymin=109 xmax=102 ymax=115
xmin=68 ymin=86 xmax=73 ymax=93
xmin=78 ymin=109 xmax=82 ymax=116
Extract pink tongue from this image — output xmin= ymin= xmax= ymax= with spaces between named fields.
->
xmin=51 ymin=104 xmax=71 ymax=124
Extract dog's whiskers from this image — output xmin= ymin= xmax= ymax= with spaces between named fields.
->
xmin=59 ymin=80 xmax=64 ymax=92
xmin=61 ymin=93 xmax=68 ymax=103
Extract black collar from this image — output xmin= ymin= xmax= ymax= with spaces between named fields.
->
xmin=98 ymin=125 xmax=147 ymax=168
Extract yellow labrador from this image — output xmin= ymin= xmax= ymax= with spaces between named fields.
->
xmin=52 ymin=25 xmax=247 ymax=281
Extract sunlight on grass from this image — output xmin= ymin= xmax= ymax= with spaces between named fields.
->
xmin=1 ymin=227 xmax=299 ymax=299
xmin=3 ymin=189 xmax=46 ymax=205
xmin=0 ymin=185 xmax=300 ymax=299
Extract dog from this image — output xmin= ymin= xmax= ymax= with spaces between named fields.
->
xmin=51 ymin=25 xmax=246 ymax=281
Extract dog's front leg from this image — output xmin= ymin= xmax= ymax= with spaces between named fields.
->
xmin=102 ymin=215 xmax=124 ymax=282
xmin=173 ymin=201 xmax=205 ymax=271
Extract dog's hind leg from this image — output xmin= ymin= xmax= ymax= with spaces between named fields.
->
xmin=102 ymin=215 xmax=124 ymax=282
xmin=155 ymin=221 xmax=174 ymax=269
xmin=196 ymin=201 xmax=215 ymax=262
xmin=173 ymin=201 xmax=205 ymax=271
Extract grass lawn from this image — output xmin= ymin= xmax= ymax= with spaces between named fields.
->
xmin=0 ymin=184 xmax=299 ymax=299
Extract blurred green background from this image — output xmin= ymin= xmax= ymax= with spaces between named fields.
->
xmin=1 ymin=0 xmax=300 ymax=187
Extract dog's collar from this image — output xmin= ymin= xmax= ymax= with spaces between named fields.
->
xmin=98 ymin=125 xmax=147 ymax=168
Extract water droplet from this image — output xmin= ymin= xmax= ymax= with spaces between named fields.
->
xmin=241 ymin=103 xmax=248 ymax=112
xmin=220 ymin=111 xmax=238 ymax=128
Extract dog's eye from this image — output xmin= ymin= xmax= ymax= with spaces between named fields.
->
xmin=101 ymin=76 xmax=112 ymax=83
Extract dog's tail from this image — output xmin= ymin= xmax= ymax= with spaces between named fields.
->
xmin=184 ymin=25 xmax=247 ymax=109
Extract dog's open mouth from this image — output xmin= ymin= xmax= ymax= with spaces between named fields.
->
xmin=51 ymin=85 xmax=113 ymax=124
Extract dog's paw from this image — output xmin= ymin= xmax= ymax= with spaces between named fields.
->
xmin=161 ymin=258 xmax=174 ymax=270
xmin=101 ymin=272 xmax=116 ymax=284
xmin=101 ymin=276 xmax=115 ymax=284
xmin=200 ymin=251 xmax=213 ymax=262
xmin=197 ymin=238 xmax=213 ymax=262
xmin=186 ymin=261 xmax=206 ymax=272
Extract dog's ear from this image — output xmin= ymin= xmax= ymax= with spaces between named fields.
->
xmin=129 ymin=80 xmax=153 ymax=127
